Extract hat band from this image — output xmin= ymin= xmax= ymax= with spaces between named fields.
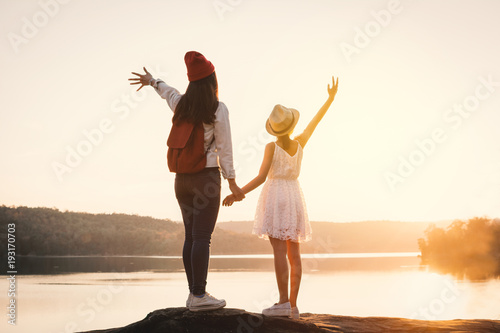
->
xmin=269 ymin=112 xmax=295 ymax=135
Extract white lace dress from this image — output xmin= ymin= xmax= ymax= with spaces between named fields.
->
xmin=253 ymin=141 xmax=311 ymax=243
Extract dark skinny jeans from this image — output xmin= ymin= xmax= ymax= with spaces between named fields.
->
xmin=175 ymin=167 xmax=221 ymax=296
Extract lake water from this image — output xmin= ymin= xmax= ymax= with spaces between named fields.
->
xmin=1 ymin=254 xmax=500 ymax=333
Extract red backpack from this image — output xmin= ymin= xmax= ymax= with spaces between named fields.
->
xmin=166 ymin=120 xmax=212 ymax=173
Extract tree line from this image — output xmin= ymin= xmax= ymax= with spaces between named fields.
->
xmin=0 ymin=206 xmax=268 ymax=256
xmin=5 ymin=205 xmax=495 ymax=265
xmin=418 ymin=217 xmax=500 ymax=280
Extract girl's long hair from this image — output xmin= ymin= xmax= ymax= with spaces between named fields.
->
xmin=173 ymin=72 xmax=219 ymax=125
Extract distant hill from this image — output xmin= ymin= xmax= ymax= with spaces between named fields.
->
xmin=0 ymin=205 xmax=451 ymax=256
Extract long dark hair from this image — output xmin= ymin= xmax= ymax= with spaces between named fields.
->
xmin=173 ymin=72 xmax=219 ymax=125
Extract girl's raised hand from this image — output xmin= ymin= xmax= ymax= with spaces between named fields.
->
xmin=294 ymin=75 xmax=339 ymax=148
xmin=128 ymin=67 xmax=153 ymax=91
xmin=327 ymin=76 xmax=339 ymax=99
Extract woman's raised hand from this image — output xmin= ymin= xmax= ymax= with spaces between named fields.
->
xmin=128 ymin=67 xmax=153 ymax=91
xmin=327 ymin=76 xmax=339 ymax=99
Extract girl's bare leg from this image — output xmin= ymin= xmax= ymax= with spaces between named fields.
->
xmin=269 ymin=237 xmax=289 ymax=304
xmin=287 ymin=240 xmax=302 ymax=308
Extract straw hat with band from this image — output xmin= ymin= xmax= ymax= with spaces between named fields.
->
xmin=266 ymin=104 xmax=300 ymax=136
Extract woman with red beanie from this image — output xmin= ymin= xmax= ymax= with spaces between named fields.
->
xmin=129 ymin=51 xmax=245 ymax=311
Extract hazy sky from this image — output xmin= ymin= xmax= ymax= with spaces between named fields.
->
xmin=1 ymin=0 xmax=499 ymax=223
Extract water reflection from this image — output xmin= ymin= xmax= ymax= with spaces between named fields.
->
xmin=1 ymin=269 xmax=499 ymax=333
xmin=1 ymin=254 xmax=499 ymax=333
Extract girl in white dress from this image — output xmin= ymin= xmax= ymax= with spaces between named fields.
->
xmin=223 ymin=76 xmax=339 ymax=319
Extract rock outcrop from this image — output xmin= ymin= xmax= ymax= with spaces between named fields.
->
xmin=80 ymin=307 xmax=500 ymax=333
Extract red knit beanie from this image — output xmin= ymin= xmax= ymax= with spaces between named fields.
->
xmin=184 ymin=51 xmax=215 ymax=82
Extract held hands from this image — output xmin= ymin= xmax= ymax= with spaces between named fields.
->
xmin=128 ymin=67 xmax=153 ymax=91
xmin=222 ymin=194 xmax=236 ymax=206
xmin=328 ymin=76 xmax=339 ymax=100
xmin=223 ymin=185 xmax=245 ymax=206
xmin=228 ymin=180 xmax=245 ymax=200
xmin=225 ymin=179 xmax=245 ymax=206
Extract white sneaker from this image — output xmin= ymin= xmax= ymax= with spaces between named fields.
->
xmin=262 ymin=302 xmax=291 ymax=317
xmin=189 ymin=293 xmax=226 ymax=312
xmin=289 ymin=306 xmax=300 ymax=319
xmin=186 ymin=293 xmax=193 ymax=307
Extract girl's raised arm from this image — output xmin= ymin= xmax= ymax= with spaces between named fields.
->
xmin=223 ymin=142 xmax=275 ymax=206
xmin=295 ymin=76 xmax=339 ymax=148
